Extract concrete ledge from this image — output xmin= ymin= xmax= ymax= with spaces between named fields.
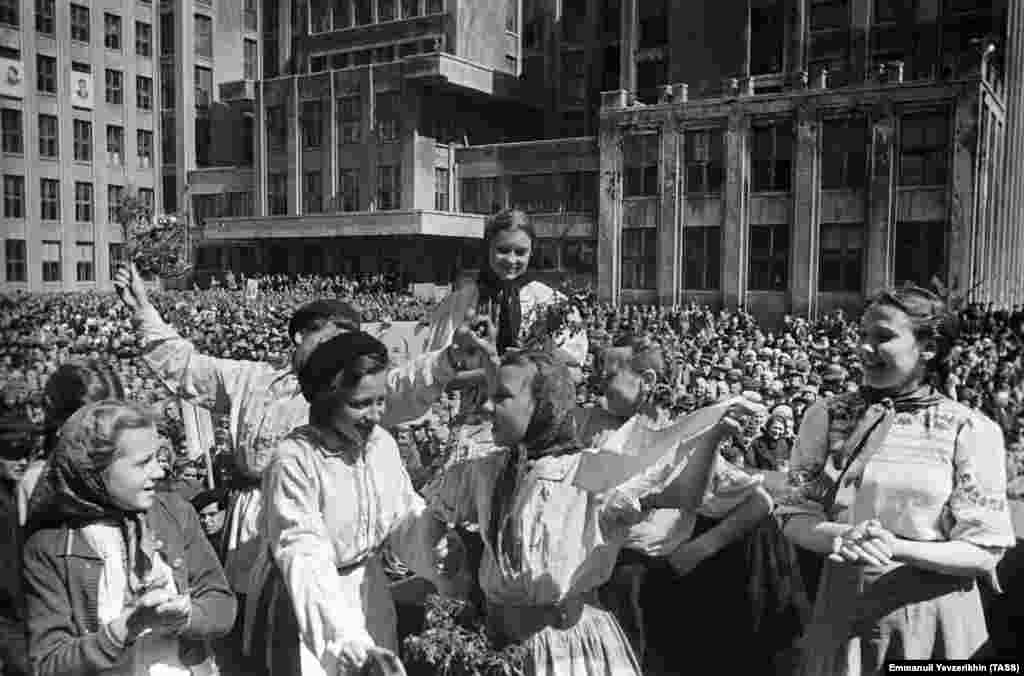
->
xmin=402 ymin=53 xmax=526 ymax=102
xmin=201 ymin=210 xmax=487 ymax=240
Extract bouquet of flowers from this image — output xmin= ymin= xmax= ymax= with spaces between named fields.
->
xmin=125 ymin=215 xmax=191 ymax=279
xmin=401 ymin=595 xmax=527 ymax=676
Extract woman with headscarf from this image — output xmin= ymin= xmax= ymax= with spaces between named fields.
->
xmin=22 ymin=400 xmax=236 ymax=676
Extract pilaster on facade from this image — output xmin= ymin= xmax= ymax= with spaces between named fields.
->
xmin=598 ymin=118 xmax=624 ymax=304
xmin=657 ymin=123 xmax=681 ymax=306
xmin=864 ymin=105 xmax=895 ymax=297
xmin=619 ymin=0 xmax=637 ymax=95
xmin=722 ymin=109 xmax=750 ymax=309
xmin=790 ymin=101 xmax=821 ymax=317
xmin=950 ymin=86 xmax=978 ymax=295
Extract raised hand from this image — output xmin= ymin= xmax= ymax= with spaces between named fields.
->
xmin=112 ymin=262 xmax=150 ymax=313
xmin=713 ymin=398 xmax=767 ymax=439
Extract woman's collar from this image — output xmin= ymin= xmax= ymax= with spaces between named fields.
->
xmin=309 ymin=423 xmax=372 ymax=460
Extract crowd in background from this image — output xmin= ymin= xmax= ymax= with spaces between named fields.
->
xmin=3 ymin=278 xmax=1024 ymax=494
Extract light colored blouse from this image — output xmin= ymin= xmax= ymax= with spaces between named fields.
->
xmin=81 ymin=523 xmax=214 ymax=676
xmin=261 ymin=425 xmax=443 ymax=669
xmin=423 ymin=451 xmax=647 ymax=607
xmin=775 ymin=393 xmax=1015 ymax=549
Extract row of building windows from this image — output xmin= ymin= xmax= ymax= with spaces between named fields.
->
xmin=2 ymin=175 xmax=153 ymax=224
xmin=619 ymin=220 xmax=944 ymax=293
xmin=619 ymin=112 xmax=949 ymax=197
xmin=265 ymin=165 xmax=403 ymax=215
xmin=461 ymin=172 xmax=598 ymax=215
xmin=13 ymin=55 xmax=155 ymax=110
xmin=307 ymin=0 xmax=445 ymax=34
xmin=1 ymin=110 xmax=154 ymax=166
xmin=4 ymin=238 xmax=127 ymax=283
xmin=266 ymin=93 xmax=401 ymax=150
xmin=308 ymin=36 xmax=443 ymax=73
xmin=1 ymin=1 xmax=154 ymax=57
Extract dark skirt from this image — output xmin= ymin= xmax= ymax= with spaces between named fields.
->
xmin=600 ymin=515 xmax=809 ymax=675
xmin=249 ymin=561 xmax=302 ymax=676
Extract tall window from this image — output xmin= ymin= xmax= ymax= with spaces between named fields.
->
xmin=105 ymin=69 xmax=123 ymax=105
xmin=562 ymin=51 xmax=586 ymax=106
xmin=35 ymin=0 xmax=55 ymax=34
xmin=106 ymin=125 xmax=124 ymax=166
xmin=375 ymin=93 xmax=400 ymax=143
xmin=194 ymin=66 xmax=212 ymax=107
xmin=136 ymin=21 xmax=152 ymax=56
xmin=5 ymin=239 xmax=26 ymax=282
xmin=108 ymin=185 xmax=124 ymax=222
xmin=460 ymin=177 xmax=498 ymax=214
xmin=338 ymin=169 xmax=359 ymax=211
xmin=76 ymin=242 xmax=95 ymax=281
xmin=268 ymin=173 xmax=287 ymax=215
xmin=894 ymin=221 xmax=945 ymax=287
xmin=244 ymin=39 xmax=258 ymax=79
xmin=41 ymin=240 xmax=61 ymax=282
xmin=337 ymin=96 xmax=361 ymax=143
xmin=623 ymin=133 xmax=659 ymax=197
xmin=1 ymin=109 xmax=23 ymax=154
xmin=621 ymin=228 xmax=656 ymax=290
xmin=70 ymin=4 xmax=90 ymax=42
xmin=301 ymin=101 xmax=323 ymax=148
xmin=638 ymin=0 xmax=667 ymax=47
xmin=748 ymin=223 xmax=789 ymax=290
xmin=266 ymin=106 xmax=286 ymax=150
xmin=377 ymin=165 xmax=400 ymax=210
xmin=752 ymin=122 xmax=792 ymax=192
xmin=311 ymin=0 xmax=332 ymax=30
xmin=683 ymin=227 xmax=721 ymax=290
xmin=162 ymin=176 xmax=177 ymax=213
xmin=378 ymin=0 xmax=396 ymax=21
xmin=40 ymin=178 xmax=59 ymax=220
xmin=564 ymin=171 xmax=597 ymax=212
xmin=434 ymin=168 xmax=450 ymax=211
xmin=162 ymin=114 xmax=175 ymax=162
xmin=684 ymin=129 xmax=725 ymax=194
xmin=109 ymin=243 xmax=126 ymax=279
xmin=506 ymin=0 xmax=518 ymax=32
xmin=808 ymin=0 xmax=850 ymax=76
xmin=750 ymin=0 xmax=783 ymax=74
xmin=818 ymin=222 xmax=863 ymax=292
xmin=137 ymin=129 xmax=153 ymax=168
xmin=194 ymin=14 xmax=213 ymax=58
xmin=160 ymin=62 xmax=175 ymax=106
xmin=821 ymin=117 xmax=867 ymax=189
xmin=104 ymin=13 xmax=122 ymax=50
xmin=426 ymin=0 xmax=442 ymax=12
xmin=354 ymin=0 xmax=371 ymax=25
xmin=73 ymin=119 xmax=92 ymax=161
xmin=137 ymin=76 xmax=153 ymax=111
xmin=38 ymin=114 xmax=58 ymax=157
xmin=74 ymin=182 xmax=93 ymax=222
xmin=37 ymin=55 xmax=57 ymax=93
xmin=402 ymin=0 xmax=420 ymax=18
xmin=244 ymin=0 xmax=258 ymax=30
xmin=304 ymin=171 xmax=322 ymax=213
xmin=160 ymin=13 xmax=174 ymax=55
xmin=899 ymin=112 xmax=949 ymax=187
xmin=3 ymin=175 xmax=24 ymax=218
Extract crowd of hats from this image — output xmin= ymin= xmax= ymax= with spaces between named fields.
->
xmin=2 ymin=279 xmax=1024 ymax=493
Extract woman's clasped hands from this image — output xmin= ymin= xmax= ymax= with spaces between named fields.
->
xmin=829 ymin=518 xmax=899 ymax=567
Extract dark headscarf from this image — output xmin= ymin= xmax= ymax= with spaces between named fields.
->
xmin=488 ymin=350 xmax=580 ymax=575
xmin=27 ymin=401 xmax=159 ymax=593
xmin=476 ymin=210 xmax=536 ymax=355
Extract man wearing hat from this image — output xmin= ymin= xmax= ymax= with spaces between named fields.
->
xmin=0 ymin=414 xmax=35 ymax=676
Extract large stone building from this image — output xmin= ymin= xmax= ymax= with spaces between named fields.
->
xmin=189 ymin=0 xmax=1020 ymax=317
xmin=0 ymin=0 xmax=258 ymax=291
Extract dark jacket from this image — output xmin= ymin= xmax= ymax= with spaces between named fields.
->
xmin=745 ymin=435 xmax=792 ymax=471
xmin=22 ymin=492 xmax=236 ymax=676
xmin=0 ymin=480 xmax=28 ymax=676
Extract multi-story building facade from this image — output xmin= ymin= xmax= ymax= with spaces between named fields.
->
xmin=0 ymin=0 xmax=257 ymax=292
xmin=192 ymin=0 xmax=1022 ymax=318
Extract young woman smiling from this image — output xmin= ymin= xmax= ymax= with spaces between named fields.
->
xmin=22 ymin=401 xmax=236 ymax=676
xmin=777 ymin=286 xmax=1016 ymax=674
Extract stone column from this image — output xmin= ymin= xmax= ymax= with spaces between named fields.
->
xmin=722 ymin=109 xmax=750 ymax=309
xmin=864 ymin=104 xmax=895 ymax=296
xmin=657 ymin=122 xmax=682 ymax=306
xmin=175 ymin=0 xmax=196 ymax=217
xmin=292 ymin=76 xmax=301 ymax=215
xmin=949 ymin=88 xmax=978 ymax=294
xmin=790 ymin=102 xmax=820 ymax=318
xmin=788 ymin=0 xmax=807 ymax=77
xmin=598 ymin=119 xmax=623 ymax=304
xmin=620 ymin=0 xmax=638 ymax=95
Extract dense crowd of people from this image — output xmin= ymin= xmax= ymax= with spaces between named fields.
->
xmin=2 ymin=214 xmax=1023 ymax=675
